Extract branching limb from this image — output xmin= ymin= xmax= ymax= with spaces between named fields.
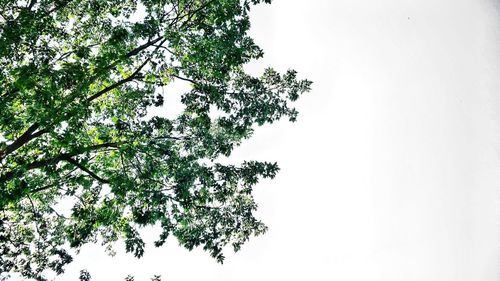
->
xmin=0 ymin=142 xmax=119 ymax=183
xmin=1 ymin=36 xmax=166 ymax=160
xmin=0 ymin=123 xmax=40 ymax=161
xmin=62 ymin=156 xmax=109 ymax=184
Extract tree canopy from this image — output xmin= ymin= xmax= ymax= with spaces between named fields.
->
xmin=0 ymin=0 xmax=311 ymax=279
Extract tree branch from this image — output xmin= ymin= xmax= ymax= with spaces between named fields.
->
xmin=1 ymin=29 xmax=169 ymax=160
xmin=0 ymin=142 xmax=119 ymax=183
xmin=171 ymin=74 xmax=197 ymax=84
xmin=85 ymin=61 xmax=148 ymax=103
xmin=86 ymin=38 xmax=168 ymax=103
xmin=46 ymin=0 xmax=71 ymax=15
xmin=125 ymin=36 xmax=164 ymax=58
xmin=62 ymin=156 xmax=109 ymax=184
xmin=27 ymin=0 xmax=37 ymax=10
xmin=0 ymin=123 xmax=40 ymax=160
xmin=0 ymin=35 xmax=165 ymax=160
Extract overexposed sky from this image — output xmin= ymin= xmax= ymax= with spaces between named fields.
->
xmin=61 ymin=0 xmax=500 ymax=280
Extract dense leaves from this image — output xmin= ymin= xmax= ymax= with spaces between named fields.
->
xmin=0 ymin=0 xmax=311 ymax=279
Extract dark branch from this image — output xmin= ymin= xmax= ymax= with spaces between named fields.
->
xmin=172 ymin=74 xmax=197 ymax=84
xmin=86 ymin=38 xmax=168 ymax=103
xmin=46 ymin=0 xmax=71 ymax=15
xmin=26 ymin=0 xmax=37 ymax=10
xmin=1 ymin=36 xmax=167 ymax=159
xmin=0 ymin=123 xmax=40 ymax=160
xmin=63 ymin=156 xmax=109 ymax=184
xmin=125 ymin=36 xmax=164 ymax=58
xmin=0 ymin=142 xmax=119 ymax=183
xmin=85 ymin=61 xmax=148 ymax=103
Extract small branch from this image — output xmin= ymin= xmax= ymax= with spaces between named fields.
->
xmin=26 ymin=0 xmax=37 ymax=10
xmin=48 ymin=206 xmax=68 ymax=219
xmin=26 ymin=194 xmax=42 ymax=237
xmin=125 ymin=36 xmax=164 ymax=58
xmin=0 ymin=142 xmax=119 ymax=183
xmin=46 ymin=0 xmax=71 ymax=15
xmin=152 ymin=44 xmax=175 ymax=56
xmin=86 ymin=38 xmax=168 ymax=103
xmin=171 ymin=74 xmax=197 ymax=84
xmin=63 ymin=156 xmax=109 ymax=184
xmin=85 ymin=65 xmax=146 ymax=103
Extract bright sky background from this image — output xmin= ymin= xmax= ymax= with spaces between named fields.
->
xmin=59 ymin=0 xmax=500 ymax=280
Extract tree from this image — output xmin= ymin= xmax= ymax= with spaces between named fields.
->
xmin=0 ymin=0 xmax=311 ymax=279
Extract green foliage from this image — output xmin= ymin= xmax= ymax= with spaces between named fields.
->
xmin=0 ymin=0 xmax=311 ymax=279
xmin=79 ymin=270 xmax=91 ymax=281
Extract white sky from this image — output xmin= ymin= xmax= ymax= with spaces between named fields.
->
xmin=59 ymin=0 xmax=500 ymax=280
